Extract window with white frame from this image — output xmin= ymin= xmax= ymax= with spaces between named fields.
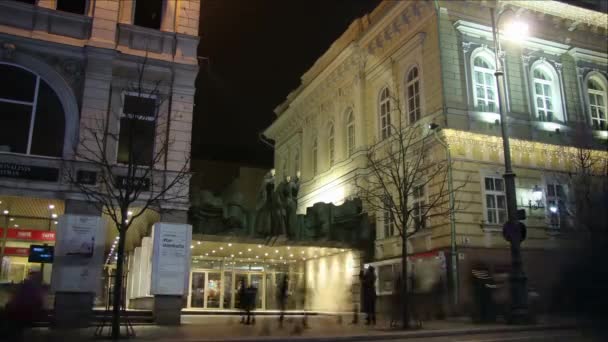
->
xmin=346 ymin=109 xmax=355 ymax=157
xmin=532 ymin=64 xmax=562 ymax=122
xmin=117 ymin=94 xmax=157 ymax=165
xmin=406 ymin=67 xmax=421 ymax=123
xmin=328 ymin=124 xmax=335 ymax=167
xmin=383 ymin=197 xmax=395 ymax=238
xmin=312 ymin=137 xmax=318 ymax=176
xmin=0 ymin=63 xmax=65 ymax=157
xmin=379 ymin=87 xmax=391 ymax=140
xmin=546 ymin=182 xmax=566 ymax=229
xmin=472 ymin=53 xmax=498 ymax=113
xmin=588 ymin=76 xmax=607 ymax=130
xmin=412 ymin=184 xmax=427 ymax=230
xmin=484 ymin=176 xmax=507 ymax=224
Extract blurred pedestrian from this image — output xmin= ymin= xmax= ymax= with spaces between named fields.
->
xmin=278 ymin=274 xmax=288 ymax=328
xmin=237 ymin=279 xmax=246 ymax=324
xmin=244 ymin=283 xmax=257 ymax=325
xmin=0 ymin=272 xmax=45 ymax=341
xmin=363 ymin=266 xmax=377 ymax=325
xmin=390 ymin=273 xmax=402 ymax=328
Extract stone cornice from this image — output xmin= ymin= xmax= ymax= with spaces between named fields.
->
xmin=567 ymin=47 xmax=608 ymax=66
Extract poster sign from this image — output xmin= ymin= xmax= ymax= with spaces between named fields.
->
xmin=151 ymin=223 xmax=192 ymax=296
xmin=51 ymin=215 xmax=105 ymax=294
xmin=0 ymin=228 xmax=56 ymax=241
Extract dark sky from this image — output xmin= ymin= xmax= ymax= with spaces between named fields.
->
xmin=193 ymin=0 xmax=380 ymax=168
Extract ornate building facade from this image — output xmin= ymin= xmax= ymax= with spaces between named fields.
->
xmin=265 ymin=0 xmax=607 ymax=313
xmin=0 ymin=0 xmax=199 ymax=325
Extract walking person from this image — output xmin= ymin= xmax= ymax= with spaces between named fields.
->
xmin=245 ymin=283 xmax=258 ymax=325
xmin=363 ymin=266 xmax=377 ymax=325
xmin=237 ymin=279 xmax=246 ymax=324
xmin=390 ymin=273 xmax=403 ymax=328
xmin=278 ymin=274 xmax=289 ymax=328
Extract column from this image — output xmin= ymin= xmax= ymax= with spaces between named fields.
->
xmin=89 ymin=0 xmax=121 ymax=49
xmin=53 ymin=199 xmax=101 ymax=329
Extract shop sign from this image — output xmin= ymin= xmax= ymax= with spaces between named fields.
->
xmin=0 ymin=162 xmax=59 ymax=182
xmin=0 ymin=228 xmax=56 ymax=241
xmin=151 ymin=223 xmax=192 ymax=296
xmin=115 ymin=176 xmax=150 ymax=191
xmin=4 ymin=247 xmax=29 ymax=256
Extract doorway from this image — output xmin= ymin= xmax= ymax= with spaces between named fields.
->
xmin=188 ymin=270 xmax=222 ymax=309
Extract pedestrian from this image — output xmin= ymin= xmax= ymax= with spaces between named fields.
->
xmin=364 ymin=266 xmax=377 ymax=325
xmin=278 ymin=274 xmax=289 ymax=328
xmin=237 ymin=279 xmax=246 ymax=324
xmin=245 ymin=283 xmax=257 ymax=325
xmin=390 ymin=273 xmax=403 ymax=328
xmin=1 ymin=272 xmax=45 ymax=341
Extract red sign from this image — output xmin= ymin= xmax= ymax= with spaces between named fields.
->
xmin=0 ymin=228 xmax=55 ymax=241
xmin=4 ymin=247 xmax=29 ymax=256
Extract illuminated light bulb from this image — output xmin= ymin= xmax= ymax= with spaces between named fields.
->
xmin=549 ymin=206 xmax=558 ymax=214
xmin=247 ymin=248 xmax=251 ymax=252
xmin=190 ymin=245 xmax=194 ymax=249
xmin=2 ymin=210 xmax=8 ymax=215
xmin=228 ymin=243 xmax=232 ymax=247
xmin=231 ymin=254 xmax=234 ymax=258
xmin=238 ymin=251 xmax=242 ymax=255
xmin=275 ymin=250 xmax=279 ymax=253
xmin=287 ymin=246 xmax=290 ymax=250
xmin=264 ymin=253 xmax=268 ymax=256
xmin=257 ymin=245 xmax=262 ymax=248
xmin=256 ymin=256 xmax=259 ymax=259
xmin=197 ymin=241 xmax=201 ymax=245
xmin=212 ymin=250 xmax=216 ymax=253
xmin=9 ymin=218 xmax=14 ymax=221
xmin=289 ymin=254 xmax=293 ymax=257
xmin=220 ymin=247 xmax=223 ymax=250
xmin=51 ymin=213 xmax=58 ymax=218
xmin=54 ymin=221 xmax=58 ymax=224
xmin=48 ymin=204 xmax=55 ymax=209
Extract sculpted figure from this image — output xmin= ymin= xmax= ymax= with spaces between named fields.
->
xmin=254 ymin=169 xmax=275 ymax=236
xmin=285 ymin=173 xmax=300 ymax=238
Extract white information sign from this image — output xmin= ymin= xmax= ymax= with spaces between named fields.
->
xmin=151 ymin=223 xmax=192 ymax=296
xmin=51 ymin=215 xmax=105 ymax=294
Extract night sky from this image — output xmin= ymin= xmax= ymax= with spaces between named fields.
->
xmin=193 ymin=0 xmax=380 ymax=168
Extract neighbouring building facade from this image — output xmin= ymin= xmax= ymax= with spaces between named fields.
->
xmin=0 ymin=0 xmax=199 ymax=325
xmin=265 ymin=0 xmax=608 ymax=315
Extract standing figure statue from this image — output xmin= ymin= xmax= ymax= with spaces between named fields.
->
xmin=272 ymin=178 xmax=288 ymax=236
xmin=254 ymin=169 xmax=275 ymax=236
xmin=285 ymin=172 xmax=300 ymax=238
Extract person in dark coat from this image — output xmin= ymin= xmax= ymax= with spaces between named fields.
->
xmin=278 ymin=274 xmax=289 ymax=327
xmin=1 ymin=272 xmax=45 ymax=340
xmin=363 ymin=267 xmax=377 ymax=325
xmin=390 ymin=273 xmax=403 ymax=328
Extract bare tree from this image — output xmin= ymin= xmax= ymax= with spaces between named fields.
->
xmin=354 ymin=92 xmax=464 ymax=329
xmin=65 ymin=57 xmax=190 ymax=339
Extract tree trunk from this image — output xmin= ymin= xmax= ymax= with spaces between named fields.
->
xmin=111 ymin=228 xmax=127 ymax=340
xmin=401 ymin=235 xmax=410 ymax=329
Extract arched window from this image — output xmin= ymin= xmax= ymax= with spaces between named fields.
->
xmin=0 ymin=63 xmax=65 ymax=157
xmin=328 ymin=124 xmax=335 ymax=167
xmin=346 ymin=109 xmax=355 ymax=157
xmin=312 ymin=137 xmax=318 ymax=176
xmin=588 ymin=75 xmax=607 ymax=130
xmin=472 ymin=52 xmax=498 ymax=113
xmin=406 ymin=67 xmax=421 ymax=123
xmin=531 ymin=63 xmax=563 ymax=122
xmin=379 ymin=87 xmax=391 ymax=140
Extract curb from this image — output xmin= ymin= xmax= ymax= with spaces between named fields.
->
xmin=152 ymin=323 xmax=577 ymax=342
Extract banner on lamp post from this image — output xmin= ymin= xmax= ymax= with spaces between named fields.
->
xmin=51 ymin=215 xmax=105 ymax=294
xmin=151 ymin=223 xmax=192 ymax=296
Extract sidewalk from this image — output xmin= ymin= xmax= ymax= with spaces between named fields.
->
xmin=21 ymin=315 xmax=578 ymax=342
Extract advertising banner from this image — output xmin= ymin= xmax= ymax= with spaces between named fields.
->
xmin=151 ymin=223 xmax=192 ymax=296
xmin=0 ymin=228 xmax=56 ymax=241
xmin=51 ymin=215 xmax=105 ymax=294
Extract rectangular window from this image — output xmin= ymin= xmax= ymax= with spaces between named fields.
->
xmin=347 ymin=124 xmax=355 ymax=156
xmin=117 ymin=94 xmax=157 ymax=165
xmin=56 ymin=0 xmax=86 ymax=14
xmin=383 ymin=198 xmax=395 ymax=238
xmin=546 ymin=183 xmax=566 ymax=229
xmin=484 ymin=176 xmax=507 ymax=224
xmin=134 ymin=0 xmax=162 ymax=29
xmin=412 ymin=184 xmax=427 ymax=230
xmin=378 ymin=264 xmax=394 ymax=294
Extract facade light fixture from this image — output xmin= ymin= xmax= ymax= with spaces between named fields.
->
xmin=51 ymin=213 xmax=58 ymax=218
xmin=2 ymin=210 xmax=8 ymax=215
xmin=49 ymin=204 xmax=55 ymax=209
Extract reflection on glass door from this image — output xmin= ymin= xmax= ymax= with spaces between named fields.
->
xmin=234 ymin=273 xmax=247 ymax=309
xmin=191 ymin=272 xmax=205 ymax=308
xmin=223 ymin=271 xmax=232 ymax=309
xmin=250 ymin=274 xmax=263 ymax=309
xmin=207 ymin=272 xmax=221 ymax=308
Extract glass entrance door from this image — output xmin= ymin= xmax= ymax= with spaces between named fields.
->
xmin=206 ymin=272 xmax=221 ymax=308
xmin=190 ymin=272 xmax=205 ymax=308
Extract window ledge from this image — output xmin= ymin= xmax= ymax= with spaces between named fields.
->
xmin=592 ymin=129 xmax=608 ymax=140
xmin=481 ymin=224 xmax=502 ymax=233
xmin=117 ymin=23 xmax=175 ymax=55
xmin=532 ymin=121 xmax=570 ymax=133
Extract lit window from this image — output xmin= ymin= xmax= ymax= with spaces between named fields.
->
xmin=412 ymin=184 xmax=427 ymax=230
xmin=379 ymin=87 xmax=391 ymax=140
xmin=134 ymin=0 xmax=162 ymax=29
xmin=406 ymin=67 xmax=421 ymax=123
xmin=546 ymin=183 xmax=566 ymax=229
xmin=484 ymin=176 xmax=507 ymax=224
xmin=312 ymin=137 xmax=318 ymax=175
xmin=117 ymin=94 xmax=157 ymax=165
xmin=588 ymin=77 xmax=607 ymax=130
xmin=346 ymin=110 xmax=355 ymax=157
xmin=328 ymin=124 xmax=335 ymax=167
xmin=531 ymin=64 xmax=563 ymax=122
xmin=472 ymin=54 xmax=498 ymax=113
xmin=0 ymin=63 xmax=65 ymax=157
xmin=383 ymin=197 xmax=395 ymax=238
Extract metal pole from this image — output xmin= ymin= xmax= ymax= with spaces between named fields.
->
xmin=490 ymin=7 xmax=529 ymax=323
xmin=432 ymin=129 xmax=459 ymax=308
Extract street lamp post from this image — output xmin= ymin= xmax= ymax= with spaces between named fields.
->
xmin=490 ymin=5 xmax=530 ymax=324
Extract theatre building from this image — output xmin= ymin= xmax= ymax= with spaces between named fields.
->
xmin=265 ymin=0 xmax=607 ymax=315
xmin=0 ymin=0 xmax=199 ymax=325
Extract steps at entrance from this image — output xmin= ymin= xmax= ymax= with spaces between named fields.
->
xmin=181 ymin=309 xmax=318 ymax=316
xmin=32 ymin=309 xmax=155 ymax=327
